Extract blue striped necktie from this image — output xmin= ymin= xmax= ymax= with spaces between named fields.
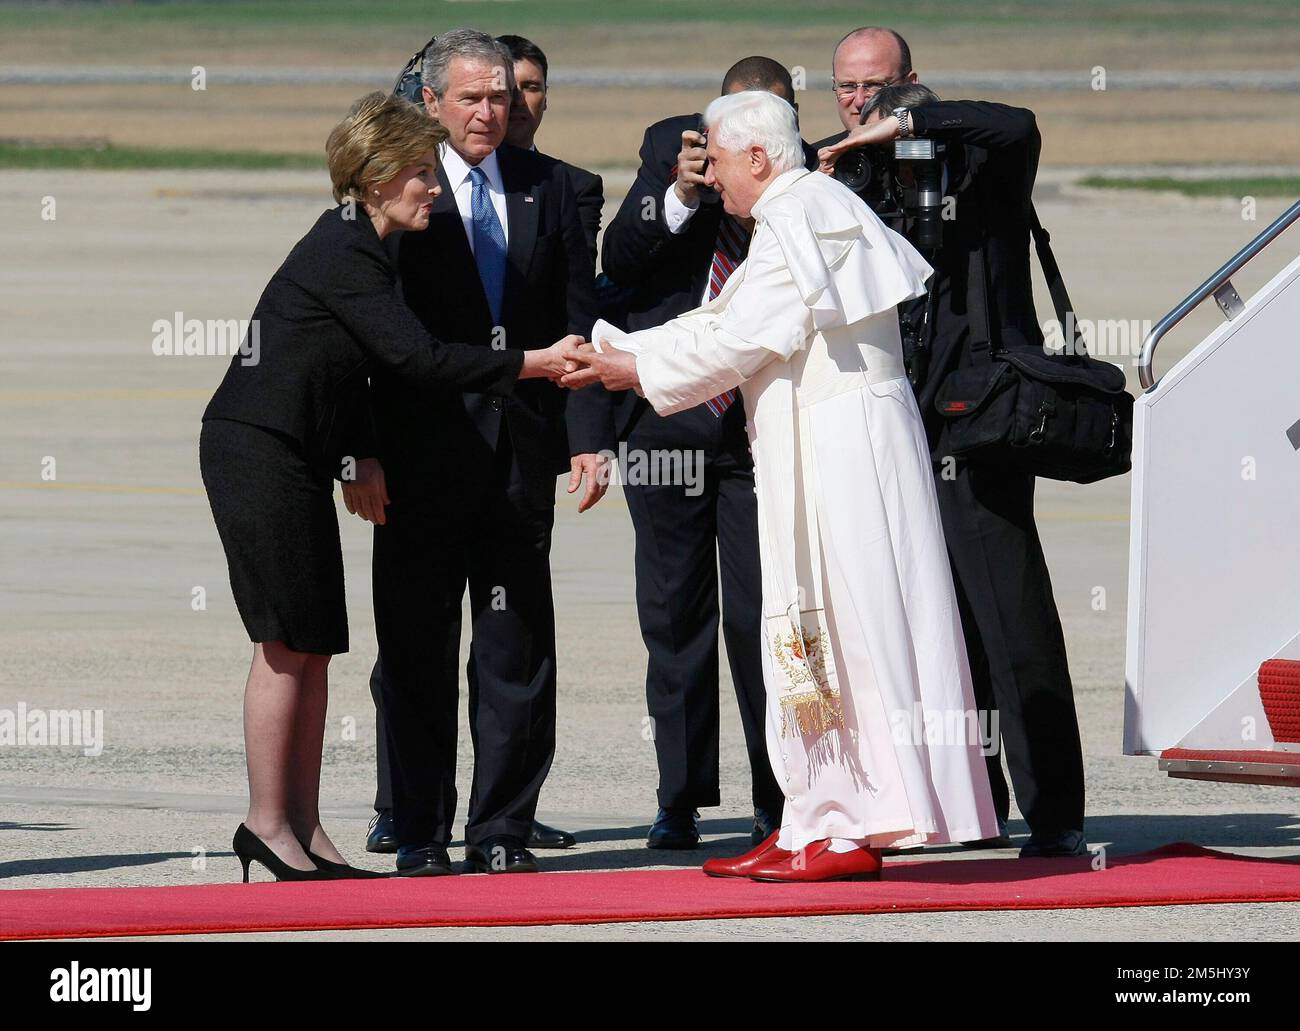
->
xmin=469 ymin=165 xmax=507 ymax=325
xmin=704 ymin=213 xmax=750 ymax=417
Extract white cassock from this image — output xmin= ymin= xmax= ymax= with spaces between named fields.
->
xmin=593 ymin=167 xmax=998 ymax=852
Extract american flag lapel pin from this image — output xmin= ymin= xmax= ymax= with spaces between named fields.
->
xmin=524 ymin=194 xmax=535 ymax=203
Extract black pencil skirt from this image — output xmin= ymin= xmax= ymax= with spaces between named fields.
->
xmin=199 ymin=417 xmax=349 ymax=655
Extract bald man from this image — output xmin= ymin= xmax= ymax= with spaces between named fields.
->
xmin=574 ymin=58 xmax=819 ymax=851
xmin=826 ymin=26 xmax=918 ymax=132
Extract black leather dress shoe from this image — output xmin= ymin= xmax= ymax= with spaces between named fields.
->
xmin=527 ymin=820 xmax=577 ymax=849
xmin=1019 ymin=829 xmax=1088 ymax=858
xmin=395 ymin=843 xmax=455 ymax=877
xmin=961 ymin=817 xmax=1014 ymax=850
xmin=646 ymin=807 xmax=699 ymax=850
xmin=752 ymin=806 xmax=780 ymax=845
xmin=464 ymin=837 xmax=539 ymax=874
xmin=366 ymin=809 xmax=398 ymax=854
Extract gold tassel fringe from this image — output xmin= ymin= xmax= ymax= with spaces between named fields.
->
xmin=780 ymin=689 xmax=845 ymax=739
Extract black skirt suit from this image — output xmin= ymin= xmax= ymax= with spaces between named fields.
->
xmin=201 ymin=205 xmax=524 ymax=654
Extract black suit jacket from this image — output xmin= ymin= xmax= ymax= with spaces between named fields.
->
xmin=815 ymin=100 xmax=1044 ymax=456
xmin=202 ymin=205 xmax=522 ymax=482
xmin=569 ymin=113 xmax=819 ymax=454
xmin=372 ymin=143 xmax=596 ymax=501
xmin=542 ymin=152 xmax=603 ymax=262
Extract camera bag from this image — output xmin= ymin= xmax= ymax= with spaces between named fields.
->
xmin=934 ymin=203 xmax=1134 ymax=484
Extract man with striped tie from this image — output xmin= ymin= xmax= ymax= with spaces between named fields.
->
xmin=578 ymin=57 xmax=818 ymax=851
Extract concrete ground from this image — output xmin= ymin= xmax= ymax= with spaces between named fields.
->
xmin=1 ymin=168 xmax=1298 ymax=940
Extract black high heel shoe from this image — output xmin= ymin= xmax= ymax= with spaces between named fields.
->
xmin=233 ymin=824 xmax=326 ymax=883
xmin=306 ymin=850 xmax=389 ymax=879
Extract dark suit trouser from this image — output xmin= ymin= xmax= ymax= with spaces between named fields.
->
xmin=934 ymin=459 xmax=1086 ymax=836
xmin=371 ymin=661 xmax=391 ymax=811
xmin=371 ymin=428 xmax=557 ymax=847
xmin=622 ymin=404 xmax=783 ymax=816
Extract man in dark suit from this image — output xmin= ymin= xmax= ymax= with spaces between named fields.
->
xmin=815 ymin=26 xmax=1087 ymax=858
xmin=569 ymin=58 xmax=817 ymax=850
xmin=363 ymin=32 xmax=598 ymax=858
xmin=360 ymin=29 xmax=596 ymax=876
xmin=496 ymin=34 xmax=603 ymax=262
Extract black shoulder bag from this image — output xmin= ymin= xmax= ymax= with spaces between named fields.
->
xmin=933 ymin=205 xmax=1134 ymax=484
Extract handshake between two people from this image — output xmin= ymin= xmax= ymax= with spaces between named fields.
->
xmin=524 ymin=334 xmax=642 ymax=395
xmin=342 ymin=334 xmax=642 ymax=526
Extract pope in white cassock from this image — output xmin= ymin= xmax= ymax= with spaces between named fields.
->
xmin=563 ymin=90 xmax=998 ymax=882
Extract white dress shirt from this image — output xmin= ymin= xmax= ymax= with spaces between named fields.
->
xmin=439 ymin=143 xmax=509 ymax=253
xmin=663 ymin=182 xmax=699 ymax=236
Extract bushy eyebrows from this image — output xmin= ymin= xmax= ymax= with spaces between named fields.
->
xmin=452 ymin=80 xmax=509 ymax=102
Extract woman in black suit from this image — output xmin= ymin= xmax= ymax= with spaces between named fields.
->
xmin=200 ymin=92 xmax=580 ymax=881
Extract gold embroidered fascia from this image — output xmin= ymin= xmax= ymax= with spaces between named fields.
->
xmin=772 ymin=626 xmax=844 ymax=738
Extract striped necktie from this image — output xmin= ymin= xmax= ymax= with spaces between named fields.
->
xmin=704 ymin=214 xmax=750 ymax=417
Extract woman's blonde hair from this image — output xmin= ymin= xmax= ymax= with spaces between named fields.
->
xmin=325 ymin=91 xmax=447 ymax=204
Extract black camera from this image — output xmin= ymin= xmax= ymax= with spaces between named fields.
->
xmin=833 ymin=137 xmax=946 ymax=250
xmin=833 ymin=134 xmax=945 ymax=387
xmin=392 ymin=36 xmax=438 ymax=104
xmin=694 ymin=118 xmax=711 ymax=185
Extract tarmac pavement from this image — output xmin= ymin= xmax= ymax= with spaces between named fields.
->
xmin=1 ymin=169 xmax=1297 ymax=940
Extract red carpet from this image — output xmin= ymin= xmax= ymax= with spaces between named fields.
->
xmin=2 ymin=843 xmax=1298 ymax=940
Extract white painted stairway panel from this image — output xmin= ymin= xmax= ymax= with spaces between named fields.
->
xmin=1124 ymin=252 xmax=1300 ymax=755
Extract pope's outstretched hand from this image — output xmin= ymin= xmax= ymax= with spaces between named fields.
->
xmin=560 ymin=340 xmax=642 ymax=394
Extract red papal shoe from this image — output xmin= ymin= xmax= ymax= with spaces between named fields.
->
xmin=747 ymin=838 xmax=883 ymax=882
xmin=702 ymin=831 xmax=792 ymax=878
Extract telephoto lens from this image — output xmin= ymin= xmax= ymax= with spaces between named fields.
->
xmin=895 ymin=138 xmax=946 ymax=248
xmin=911 ymin=158 xmax=944 ymax=248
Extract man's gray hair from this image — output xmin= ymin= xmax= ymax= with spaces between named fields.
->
xmin=862 ymin=82 xmax=940 ymax=123
xmin=702 ymin=90 xmax=803 ymax=174
xmin=421 ymin=28 xmax=516 ymax=99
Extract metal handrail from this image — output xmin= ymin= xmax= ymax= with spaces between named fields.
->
xmin=1137 ymin=198 xmax=1300 ymax=390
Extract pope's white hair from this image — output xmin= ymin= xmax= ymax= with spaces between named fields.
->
xmin=703 ymin=90 xmax=802 ymax=174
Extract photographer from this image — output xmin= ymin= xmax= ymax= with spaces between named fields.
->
xmin=817 ymin=30 xmax=1087 ymax=859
